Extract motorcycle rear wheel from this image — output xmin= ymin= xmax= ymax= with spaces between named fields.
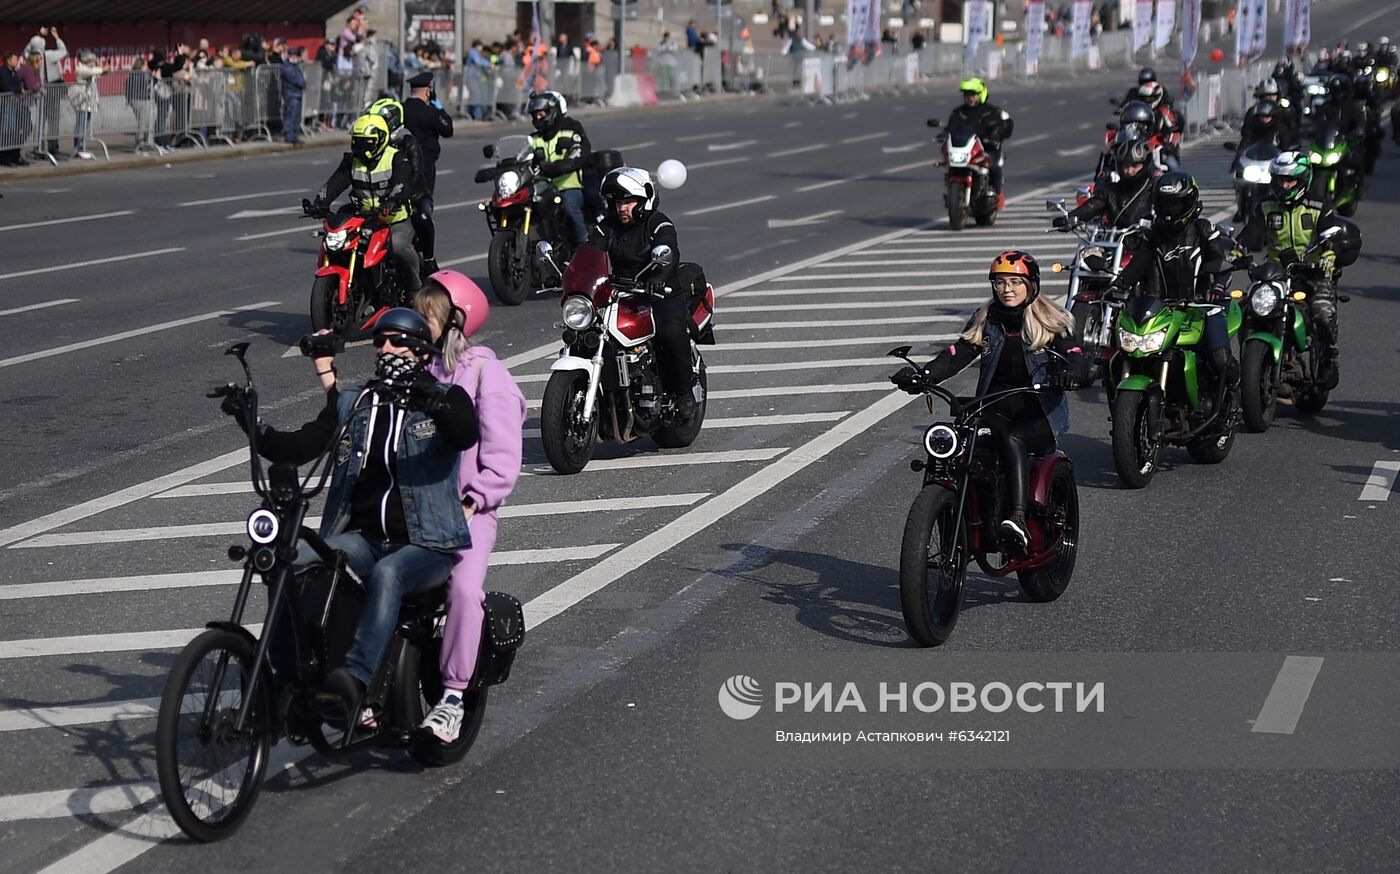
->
xmin=155 ymin=628 xmax=272 ymax=843
xmin=1016 ymin=464 xmax=1079 ymax=603
xmin=1240 ymin=342 xmax=1279 ymax=432
xmin=899 ymin=485 xmax=967 ymax=647
xmin=541 ymin=371 xmax=598 ymax=474
xmin=654 ymin=364 xmax=708 ymax=448
xmin=404 ymin=634 xmax=490 ymax=768
xmin=1111 ymin=389 xmax=1159 ymax=489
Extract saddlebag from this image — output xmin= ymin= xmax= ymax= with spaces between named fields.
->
xmin=1317 ymin=215 xmax=1362 ymax=268
xmin=478 ymin=591 xmax=525 ymax=686
xmin=586 ymin=149 xmax=625 ymax=176
xmin=675 ymin=262 xmax=716 ymax=345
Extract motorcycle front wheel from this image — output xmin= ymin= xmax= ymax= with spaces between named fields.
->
xmin=1111 ymin=389 xmax=1159 ymax=489
xmin=946 ymin=181 xmax=969 ymax=231
xmin=1240 ymin=341 xmax=1279 ymax=432
xmin=899 ymin=485 xmax=967 ymax=647
xmin=155 ymin=628 xmax=272 ymax=843
xmin=309 ymin=275 xmax=350 ymax=333
xmin=488 ymin=232 xmax=529 ymax=306
xmin=541 ymin=370 xmax=598 ymax=474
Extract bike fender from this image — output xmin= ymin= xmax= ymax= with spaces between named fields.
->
xmin=1029 ymin=452 xmax=1072 ymax=509
xmin=205 ymin=620 xmax=259 ymax=649
xmin=1244 ymin=331 xmax=1283 ymax=362
xmin=1116 ymin=374 xmax=1156 ymax=392
xmin=316 ymin=265 xmax=351 ymax=305
xmin=549 ymin=355 xmax=595 ymax=373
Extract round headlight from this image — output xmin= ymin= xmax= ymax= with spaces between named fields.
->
xmin=1241 ymin=165 xmax=1272 ymax=184
xmin=562 ymin=295 xmax=595 ymax=330
xmin=496 ymin=170 xmax=522 ymax=198
xmin=246 ymin=508 xmax=280 ymax=545
xmin=923 ymin=424 xmax=959 ymax=459
xmin=1250 ymin=283 xmax=1281 ymax=316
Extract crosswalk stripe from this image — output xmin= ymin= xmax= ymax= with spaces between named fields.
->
xmin=723 ymin=296 xmax=985 ymax=311
xmin=0 ymin=782 xmax=160 ymax=823
xmin=726 ymin=284 xmax=987 ymax=298
xmin=721 ymin=315 xmax=966 ymax=330
xmin=523 ymin=448 xmax=787 ymax=474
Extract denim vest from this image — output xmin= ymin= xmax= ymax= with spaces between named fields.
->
xmin=974 ymin=321 xmax=1070 ymax=435
xmin=319 ymin=387 xmax=472 ymax=551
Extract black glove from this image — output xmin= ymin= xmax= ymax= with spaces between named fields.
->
xmin=645 ymin=275 xmax=671 ymax=297
xmin=891 ymin=366 xmax=927 ymax=394
xmin=1044 ymin=369 xmax=1077 ymax=391
xmin=404 ymin=369 xmax=451 ymax=414
xmin=532 ymin=148 xmax=546 ymax=165
xmin=303 ymin=197 xmax=327 ymax=218
xmin=1052 ymin=215 xmax=1070 ymax=230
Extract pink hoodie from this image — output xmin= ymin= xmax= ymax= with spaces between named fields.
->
xmin=430 ymin=345 xmax=526 ymax=515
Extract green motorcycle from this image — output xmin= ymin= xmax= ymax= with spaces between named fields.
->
xmin=1109 ymin=293 xmax=1244 ymax=488
xmin=1306 ymin=126 xmax=1363 ymax=216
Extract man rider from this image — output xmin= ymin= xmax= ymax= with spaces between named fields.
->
xmin=1122 ymin=67 xmax=1175 ymax=110
xmin=1059 ymin=138 xmax=1159 ymax=229
xmin=1251 ymin=79 xmax=1300 ymax=143
xmin=225 ymin=308 xmax=478 ymax=720
xmin=1136 ymin=80 xmax=1182 ymax=169
xmin=948 ymin=77 xmax=1014 ymax=209
xmin=1237 ymin=152 xmax=1344 ymax=389
xmin=310 ymin=113 xmax=423 ymax=293
xmin=1109 ymin=173 xmax=1240 ymax=391
xmin=590 ymin=167 xmax=698 ymax=417
xmin=527 ymin=90 xmax=591 ymax=247
xmin=404 ymin=70 xmax=454 ymax=274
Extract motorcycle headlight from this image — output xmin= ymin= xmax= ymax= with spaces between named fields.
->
xmin=1076 ymin=246 xmax=1106 ymax=268
xmin=1250 ymin=283 xmax=1282 ymax=316
xmin=1378 ymin=68 xmax=1391 ymax=83
xmin=923 ymin=423 xmax=959 ymax=460
xmin=1241 ymin=165 xmax=1272 ymax=184
xmin=1308 ymin=151 xmax=1323 ymax=163
xmin=562 ymin=295 xmax=595 ymax=330
xmin=1118 ymin=327 xmax=1168 ymax=354
xmin=496 ymin=170 xmax=522 ymax=198
xmin=323 ymin=229 xmax=349 ymax=251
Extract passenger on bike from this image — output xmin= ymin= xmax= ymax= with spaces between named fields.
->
xmin=892 ymin=252 xmax=1087 ymax=553
xmin=1060 ymin=137 xmax=1160 ymax=229
xmin=233 ymin=307 xmax=479 ymax=722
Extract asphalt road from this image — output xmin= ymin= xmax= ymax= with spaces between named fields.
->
xmin=1 ymin=0 xmax=1399 ymax=869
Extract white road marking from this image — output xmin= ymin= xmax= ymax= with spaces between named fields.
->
xmin=439 ymin=251 xmax=488 ymax=266
xmin=178 ymin=188 xmax=304 ymax=207
xmin=724 ymin=315 xmax=965 ymax=330
xmin=0 ymin=571 xmax=244 ymax=600
xmin=234 ymin=224 xmax=315 ymax=241
xmin=524 ymin=388 xmax=915 ymax=626
xmin=725 ymin=296 xmax=984 ymax=311
xmin=766 ymin=143 xmax=826 ymax=158
xmin=826 ymin=254 xmax=1072 ymax=267
xmin=1056 ymin=144 xmax=1098 ymax=156
xmin=772 ymin=270 xmax=988 ymax=280
xmin=1076 ymin=121 xmax=1094 ymax=130
xmin=686 ymin=156 xmax=752 ymax=170
xmin=841 ymin=132 xmax=890 ymax=144
xmin=0 ymin=298 xmax=79 ymax=317
xmin=0 ymin=696 xmax=163 ymax=732
xmin=683 ymin=194 xmax=777 ymax=216
xmin=0 ymin=782 xmax=159 ymax=823
xmin=881 ymin=158 xmax=938 ymax=174
xmin=1007 ymin=133 xmax=1051 ymax=148
xmin=707 ymin=358 xmax=894 ymax=373
xmin=0 ymin=210 xmax=132 ymax=233
xmin=727 ymin=283 xmax=986 ymax=298
xmin=1359 ymin=461 xmax=1400 ymax=501
xmin=0 ymin=626 xmax=263 ymax=660
xmin=784 ymin=121 xmax=801 ymax=128
xmin=0 ymin=247 xmax=186 ymax=283
xmin=1251 ymin=656 xmax=1325 ymax=734
xmin=767 ymin=209 xmax=844 ymax=228
xmin=707 ymin=139 xmax=758 ymax=151
xmin=0 ymin=300 xmax=278 ymax=370
xmin=880 ymin=142 xmax=924 ymax=153
xmin=521 ymin=411 xmax=849 ymax=429
xmin=796 ymin=174 xmax=868 ymax=192
xmin=614 ymin=140 xmax=657 ymax=150
xmin=524 ymin=448 xmax=787 ymax=471
xmin=227 ymin=206 xmax=301 ymax=219
xmin=676 ymin=131 xmax=735 ymax=142
xmin=710 ymin=334 xmax=952 ymax=350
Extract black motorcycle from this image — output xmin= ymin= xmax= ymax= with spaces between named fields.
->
xmin=155 ymin=342 xmax=525 ymax=842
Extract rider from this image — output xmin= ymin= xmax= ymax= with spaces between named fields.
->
xmin=590 ymin=167 xmax=697 ymax=416
xmin=948 ymin=77 xmax=1014 ymax=210
xmin=892 ymin=252 xmax=1086 ymax=552
xmin=1237 ymin=152 xmax=1344 ymax=389
xmin=310 ymin=112 xmax=423 ymax=293
xmin=1109 ymin=172 xmax=1240 ymax=390
xmin=236 ymin=308 xmax=479 ymax=721
xmin=404 ymin=71 xmax=455 ymax=274
xmin=1136 ymin=80 xmax=1182 ymax=170
xmin=1123 ymin=67 xmax=1175 ymax=111
xmin=1249 ymin=81 xmax=1300 ymax=146
xmin=527 ymin=90 xmax=591 ymax=247
xmin=367 ymin=96 xmax=430 ymax=271
xmin=1060 ymin=137 xmax=1159 ymax=228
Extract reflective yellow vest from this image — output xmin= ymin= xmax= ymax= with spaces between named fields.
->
xmin=350 ymin=145 xmax=410 ymax=223
xmin=529 ymin=128 xmax=583 ymax=191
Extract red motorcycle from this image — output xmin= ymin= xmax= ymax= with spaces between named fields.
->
xmin=302 ymin=200 xmax=415 ymax=333
xmin=537 ymin=244 xmax=715 ymax=474
xmin=927 ymin=118 xmax=1000 ymax=230
xmin=888 ymin=348 xmax=1080 ymax=647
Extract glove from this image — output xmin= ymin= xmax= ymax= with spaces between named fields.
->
xmin=1207 ymin=283 xmax=1227 ymax=303
xmin=1044 ymin=369 xmax=1077 ymax=391
xmin=533 ymin=148 xmax=547 ymax=165
xmin=891 ymin=366 xmax=927 ymax=394
xmin=404 ymin=369 xmax=451 ymax=414
xmin=218 ymin=387 xmax=250 ymax=419
xmin=1106 ymin=285 xmax=1128 ymax=302
xmin=645 ymin=275 xmax=671 ymax=297
xmin=1052 ymin=215 xmax=1070 ymax=230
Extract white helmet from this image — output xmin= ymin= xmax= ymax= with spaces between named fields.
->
xmin=601 ymin=167 xmax=657 ymax=220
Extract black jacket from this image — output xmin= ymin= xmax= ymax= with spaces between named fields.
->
xmin=404 ymin=96 xmax=452 ymax=162
xmin=1114 ymin=218 xmax=1234 ymax=302
xmin=589 ymin=210 xmax=680 ymax=286
xmin=1238 ymin=109 xmax=1299 ymax=152
xmin=1069 ymin=171 xmax=1158 ymax=228
xmin=947 ymin=102 xmax=1014 ymax=149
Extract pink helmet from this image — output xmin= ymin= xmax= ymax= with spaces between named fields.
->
xmin=427 ymin=269 xmax=489 ymax=338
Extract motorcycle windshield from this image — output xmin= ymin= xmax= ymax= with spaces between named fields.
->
xmin=944 ymin=123 xmax=977 ymax=148
xmin=495 ymin=135 xmax=532 ymax=163
xmin=562 ymin=247 xmax=613 ymax=306
xmin=1242 ymin=143 xmax=1281 ymax=162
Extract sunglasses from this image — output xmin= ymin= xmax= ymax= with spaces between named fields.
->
xmin=372 ymin=332 xmax=413 ymax=348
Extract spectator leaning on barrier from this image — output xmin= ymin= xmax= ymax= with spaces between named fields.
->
xmin=29 ymin=27 xmax=67 ymax=158
xmin=125 ymin=57 xmax=156 ymax=150
xmin=1 ymin=51 xmax=30 ymax=166
xmin=72 ymin=50 xmax=103 ymax=160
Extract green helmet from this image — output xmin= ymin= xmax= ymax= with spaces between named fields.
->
xmin=368 ymin=97 xmax=404 ymax=132
xmin=1269 ymin=150 xmax=1312 ymax=203
xmin=959 ymin=77 xmax=988 ymax=103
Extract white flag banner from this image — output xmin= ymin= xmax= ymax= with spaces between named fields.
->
xmin=1071 ymin=0 xmax=1092 ymax=59
xmin=1026 ymin=0 xmax=1046 ymax=67
xmin=1154 ymin=0 xmax=1176 ymax=51
xmin=1284 ymin=0 xmax=1310 ymax=55
xmin=1133 ymin=0 xmax=1154 ymax=51
xmin=965 ymin=0 xmax=991 ymax=64
xmin=1234 ymin=0 xmax=1267 ymax=64
xmin=846 ymin=0 xmax=876 ymax=50
xmin=1180 ymin=0 xmax=1201 ymax=66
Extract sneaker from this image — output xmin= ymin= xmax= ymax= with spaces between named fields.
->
xmin=75 ymin=151 xmax=95 ymax=160
xmin=999 ymin=513 xmax=1029 ymax=553
xmin=420 ymin=693 xmax=465 ymax=743
xmin=996 ymin=192 xmax=1006 ymax=211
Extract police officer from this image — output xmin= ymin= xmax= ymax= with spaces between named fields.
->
xmin=404 ymin=70 xmax=453 ymax=275
xmin=310 ymin=113 xmax=422 ymax=292
xmin=527 ymin=90 xmax=591 ymax=246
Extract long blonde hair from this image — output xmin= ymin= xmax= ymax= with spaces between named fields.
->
xmin=960 ymin=292 xmax=1075 ymax=352
xmin=413 ymin=282 xmax=470 ymax=373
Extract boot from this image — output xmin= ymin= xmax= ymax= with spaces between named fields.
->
xmin=420 ymin=257 xmax=440 ymax=277
xmin=996 ymin=191 xmax=1006 ymax=211
xmin=1317 ymin=348 xmax=1340 ymax=390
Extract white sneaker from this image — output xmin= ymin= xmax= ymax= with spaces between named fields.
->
xmin=420 ymin=695 xmax=465 ymax=743
xmin=75 ymin=151 xmax=95 ymax=160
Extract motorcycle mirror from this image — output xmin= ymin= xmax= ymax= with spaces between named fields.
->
xmin=1319 ymin=225 xmax=1342 ymax=239
xmin=482 ymin=144 xmax=495 ymax=159
xmin=1044 ymin=197 xmax=1067 ymax=212
xmin=886 ymin=345 xmax=913 ymax=359
xmin=1137 ymin=217 xmax=1153 ymax=228
xmin=650 ymin=244 xmax=675 ymax=267
xmin=1218 ymin=221 xmax=1237 ymax=238
xmin=926 ymin=118 xmax=941 ymax=128
xmin=1075 ymin=186 xmax=1091 ymax=200
xmin=473 ymin=168 xmax=493 ymax=184
xmin=537 ymin=241 xmax=554 ymax=257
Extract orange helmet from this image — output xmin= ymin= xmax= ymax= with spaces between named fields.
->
xmin=988 ymin=250 xmax=1040 ymax=284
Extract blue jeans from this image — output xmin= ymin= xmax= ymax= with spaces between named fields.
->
xmin=74 ymin=111 xmax=91 ymax=152
xmin=559 ymin=188 xmax=588 ymax=246
xmin=296 ymin=533 xmax=454 ymax=685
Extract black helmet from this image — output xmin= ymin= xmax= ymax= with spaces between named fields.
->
xmin=1138 ymin=66 xmax=1158 ymax=85
xmin=1119 ymin=100 xmax=1154 ymax=127
xmin=1114 ymin=136 xmax=1152 ymax=169
xmin=370 ymin=307 xmax=437 ymax=357
xmin=1271 ymin=60 xmax=1289 ymax=79
xmin=1253 ymin=100 xmax=1277 ymax=122
xmin=1152 ymin=172 xmax=1201 ymax=230
xmin=526 ymin=90 xmax=563 ymax=134
xmin=1327 ymin=72 xmax=1351 ymax=99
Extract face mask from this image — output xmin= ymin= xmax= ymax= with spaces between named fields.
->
xmin=375 ymin=351 xmax=421 ymax=385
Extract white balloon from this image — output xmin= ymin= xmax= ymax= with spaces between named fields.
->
xmin=656 ymin=159 xmax=688 ymax=189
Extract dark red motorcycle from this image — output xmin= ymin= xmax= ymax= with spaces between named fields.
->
xmin=302 ymin=200 xmax=415 ymax=333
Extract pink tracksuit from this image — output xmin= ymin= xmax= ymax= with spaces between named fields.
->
xmin=429 ymin=345 xmax=526 ymax=689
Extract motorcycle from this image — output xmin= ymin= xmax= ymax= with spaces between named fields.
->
xmin=1299 ymin=75 xmax=1329 ymax=132
xmin=537 ymin=243 xmax=715 ymax=474
xmin=302 ymin=201 xmax=415 ymax=334
xmin=1237 ymin=223 xmax=1357 ymax=431
xmin=1044 ymin=201 xmax=1142 ymax=390
xmin=474 ymin=134 xmax=579 ymax=306
xmin=1306 ymin=125 xmax=1363 ymax=215
xmin=927 ymin=118 xmax=999 ymax=229
xmin=156 ymin=343 xmax=525 ymax=842
xmin=1221 ymin=140 xmax=1281 ymax=226
xmin=887 ymin=347 xmax=1080 ymax=647
xmin=1108 ymin=287 xmax=1245 ymax=489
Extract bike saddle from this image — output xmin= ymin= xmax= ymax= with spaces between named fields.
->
xmin=398 ymin=584 xmax=448 ymax=619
